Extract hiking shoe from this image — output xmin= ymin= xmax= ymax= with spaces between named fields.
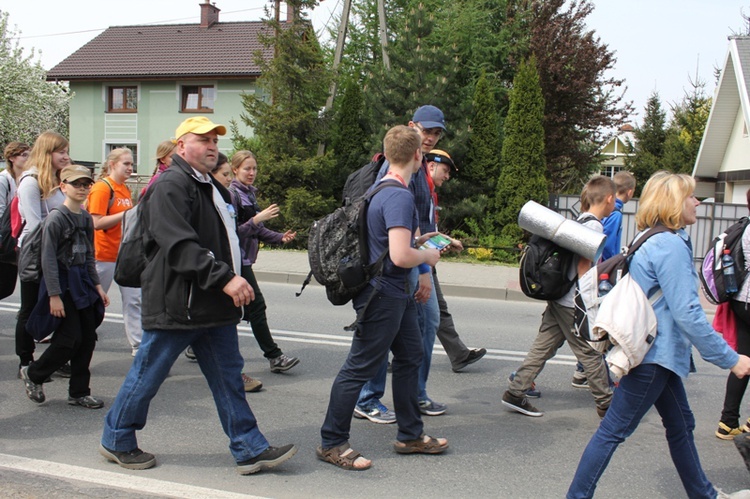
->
xmin=68 ymin=395 xmax=104 ymax=409
xmin=508 ymin=371 xmax=541 ymax=398
xmin=741 ymin=418 xmax=750 ymax=433
xmin=184 ymin=346 xmax=197 ymax=361
xmin=502 ymin=390 xmax=543 ymax=417
xmin=269 ymin=354 xmax=300 ymax=373
xmin=571 ymin=376 xmax=589 ymax=389
xmin=418 ymin=398 xmax=447 ymax=416
xmin=236 ymin=444 xmax=297 ymax=475
xmin=353 ymin=404 xmax=396 ymax=424
xmin=717 ymin=421 xmax=746 ymax=440
xmin=55 ymin=362 xmax=72 ymax=378
xmin=715 ymin=486 xmax=750 ymax=498
xmin=452 ymin=348 xmax=487 ymax=372
xmin=100 ymin=444 xmax=156 ymax=470
xmin=20 ymin=366 xmax=45 ymax=403
xmin=242 ymin=373 xmax=263 ymax=393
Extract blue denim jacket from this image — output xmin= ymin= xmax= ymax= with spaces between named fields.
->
xmin=629 ymin=229 xmax=738 ymax=377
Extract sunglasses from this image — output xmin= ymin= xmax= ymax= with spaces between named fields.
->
xmin=64 ymin=180 xmax=94 ymax=189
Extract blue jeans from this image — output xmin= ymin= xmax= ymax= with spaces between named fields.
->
xmin=356 ymin=269 xmax=439 ymax=408
xmin=567 ymin=363 xmax=716 ymax=499
xmin=101 ymin=325 xmax=270 ymax=463
xmin=321 ymin=286 xmax=423 ymax=448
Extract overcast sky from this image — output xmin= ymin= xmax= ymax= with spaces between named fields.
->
xmin=2 ymin=0 xmax=749 ymax=126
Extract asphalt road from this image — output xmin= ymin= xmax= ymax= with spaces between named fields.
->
xmin=0 ymin=282 xmax=747 ymax=498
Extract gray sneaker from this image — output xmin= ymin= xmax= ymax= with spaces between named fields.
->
xmin=269 ymin=354 xmax=300 ymax=373
xmin=20 ymin=366 xmax=45 ymax=403
xmin=353 ymin=403 xmax=397 ymax=424
xmin=68 ymin=395 xmax=104 ymax=409
xmin=418 ymin=398 xmax=447 ymax=416
xmin=502 ymin=390 xmax=543 ymax=417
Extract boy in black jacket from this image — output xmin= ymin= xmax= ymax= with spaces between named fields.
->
xmin=21 ymin=165 xmax=109 ymax=408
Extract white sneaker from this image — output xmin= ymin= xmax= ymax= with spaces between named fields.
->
xmin=716 ymin=487 xmax=750 ymax=498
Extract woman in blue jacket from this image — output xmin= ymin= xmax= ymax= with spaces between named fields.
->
xmin=567 ymin=172 xmax=750 ymax=499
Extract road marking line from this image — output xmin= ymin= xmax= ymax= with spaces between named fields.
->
xmin=0 ymin=453 xmax=267 ymax=499
xmin=0 ymin=304 xmax=576 ymax=366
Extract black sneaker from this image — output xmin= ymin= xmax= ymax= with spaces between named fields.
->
xmin=184 ymin=346 xmax=197 ymax=361
xmin=501 ymin=390 xmax=543 ymax=417
xmin=68 ymin=395 xmax=104 ymax=409
xmin=269 ymin=354 xmax=300 ymax=373
xmin=236 ymin=444 xmax=297 ymax=475
xmin=20 ymin=366 xmax=45 ymax=403
xmin=55 ymin=362 xmax=72 ymax=378
xmin=418 ymin=398 xmax=447 ymax=416
xmin=100 ymin=444 xmax=156 ymax=470
xmin=452 ymin=348 xmax=487 ymax=372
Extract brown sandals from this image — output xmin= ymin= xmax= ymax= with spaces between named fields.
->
xmin=393 ymin=434 xmax=449 ymax=454
xmin=316 ymin=442 xmax=372 ymax=471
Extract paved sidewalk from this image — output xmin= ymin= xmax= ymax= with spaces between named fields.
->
xmin=253 ymin=249 xmax=717 ymax=314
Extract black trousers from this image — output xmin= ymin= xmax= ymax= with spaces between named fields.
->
xmin=27 ymin=292 xmax=98 ymax=398
xmin=241 ymin=265 xmax=282 ymax=359
xmin=15 ymin=279 xmax=38 ymax=366
xmin=721 ymin=300 xmax=750 ymax=427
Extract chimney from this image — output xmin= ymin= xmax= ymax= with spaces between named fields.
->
xmin=286 ymin=2 xmax=296 ymax=23
xmin=200 ymin=0 xmax=220 ymax=29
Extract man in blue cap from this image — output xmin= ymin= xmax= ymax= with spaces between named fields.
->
xmin=354 ymin=105 xmax=449 ymax=424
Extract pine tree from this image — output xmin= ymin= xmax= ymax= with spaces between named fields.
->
xmin=495 ymin=56 xmax=547 ymax=240
xmin=465 ymin=70 xmax=502 ymax=185
xmin=625 ymin=92 xmax=667 ymax=195
xmin=236 ymin=1 xmax=337 ymax=238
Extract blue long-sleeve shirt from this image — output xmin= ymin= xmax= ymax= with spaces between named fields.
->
xmin=629 ymin=229 xmax=738 ymax=377
xmin=601 ymin=198 xmax=624 ymax=260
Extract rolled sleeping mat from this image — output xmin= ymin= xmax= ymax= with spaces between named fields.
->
xmin=517 ymin=200 xmax=607 ymax=262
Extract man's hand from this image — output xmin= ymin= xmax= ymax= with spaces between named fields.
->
xmin=448 ymin=237 xmax=463 ymax=252
xmin=253 ymin=204 xmax=280 ymax=224
xmin=414 ymin=272 xmax=433 ymax=304
xmin=96 ymin=284 xmax=110 ymax=307
xmin=222 ymin=275 xmax=255 ymax=307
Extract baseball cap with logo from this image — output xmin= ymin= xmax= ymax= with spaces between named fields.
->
xmin=60 ymin=164 xmax=93 ymax=184
xmin=425 ymin=149 xmax=457 ymax=171
xmin=175 ymin=116 xmax=227 ymax=140
xmin=412 ymin=105 xmax=446 ymax=130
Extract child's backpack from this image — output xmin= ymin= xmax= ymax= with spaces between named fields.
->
xmin=519 ymin=215 xmax=596 ymax=301
xmin=573 ymin=225 xmax=673 ymax=350
xmin=699 ymin=217 xmax=750 ymax=304
xmin=18 ymin=208 xmax=78 ymax=284
xmin=341 ymin=153 xmax=386 ymax=206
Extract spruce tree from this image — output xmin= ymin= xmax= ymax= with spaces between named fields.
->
xmin=625 ymin=92 xmax=667 ymax=195
xmin=495 ymin=56 xmax=548 ymax=241
xmin=662 ymin=79 xmax=711 ymax=175
xmin=330 ymin=79 xmax=371 ymax=186
xmin=465 ymin=70 xmax=502 ymax=185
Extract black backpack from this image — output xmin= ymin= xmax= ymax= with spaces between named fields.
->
xmin=298 ymin=180 xmax=405 ymax=328
xmin=18 ymin=208 xmax=80 ymax=284
xmin=699 ymin=217 xmax=750 ymax=304
xmin=342 ymin=153 xmax=386 ymax=206
xmin=519 ymin=215 xmax=596 ymax=301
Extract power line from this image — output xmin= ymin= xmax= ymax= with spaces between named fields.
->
xmin=16 ymin=8 xmax=266 ymax=41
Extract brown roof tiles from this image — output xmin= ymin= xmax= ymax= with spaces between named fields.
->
xmin=47 ymin=22 xmax=275 ymax=81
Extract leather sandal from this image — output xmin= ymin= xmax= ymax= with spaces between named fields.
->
xmin=393 ymin=433 xmax=449 ymax=454
xmin=316 ymin=442 xmax=372 ymax=471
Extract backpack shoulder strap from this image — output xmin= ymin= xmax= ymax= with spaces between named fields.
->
xmin=626 ymin=225 xmax=674 ymax=256
xmin=99 ymin=178 xmax=115 ymax=213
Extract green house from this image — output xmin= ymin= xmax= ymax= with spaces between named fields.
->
xmin=46 ymin=1 xmax=278 ymax=176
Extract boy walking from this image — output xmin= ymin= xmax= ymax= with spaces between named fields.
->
xmin=318 ymin=125 xmax=448 ymax=471
xmin=20 ymin=165 xmax=109 ymax=408
xmin=601 ymin=171 xmax=636 ymax=261
xmin=502 ymin=176 xmax=616 ymax=418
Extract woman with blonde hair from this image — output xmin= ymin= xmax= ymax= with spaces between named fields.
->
xmin=141 ymin=140 xmax=176 ymax=196
xmin=567 ymin=172 xmax=750 ymax=498
xmin=87 ymin=148 xmax=140 ymax=355
xmin=15 ymin=131 xmax=70 ymax=374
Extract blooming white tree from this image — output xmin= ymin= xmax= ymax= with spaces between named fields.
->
xmin=0 ymin=11 xmax=71 ymax=151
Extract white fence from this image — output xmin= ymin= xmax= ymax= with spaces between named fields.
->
xmin=552 ymin=194 xmax=748 ymax=266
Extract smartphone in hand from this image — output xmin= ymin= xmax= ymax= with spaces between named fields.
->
xmin=421 ymin=234 xmax=452 ymax=251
